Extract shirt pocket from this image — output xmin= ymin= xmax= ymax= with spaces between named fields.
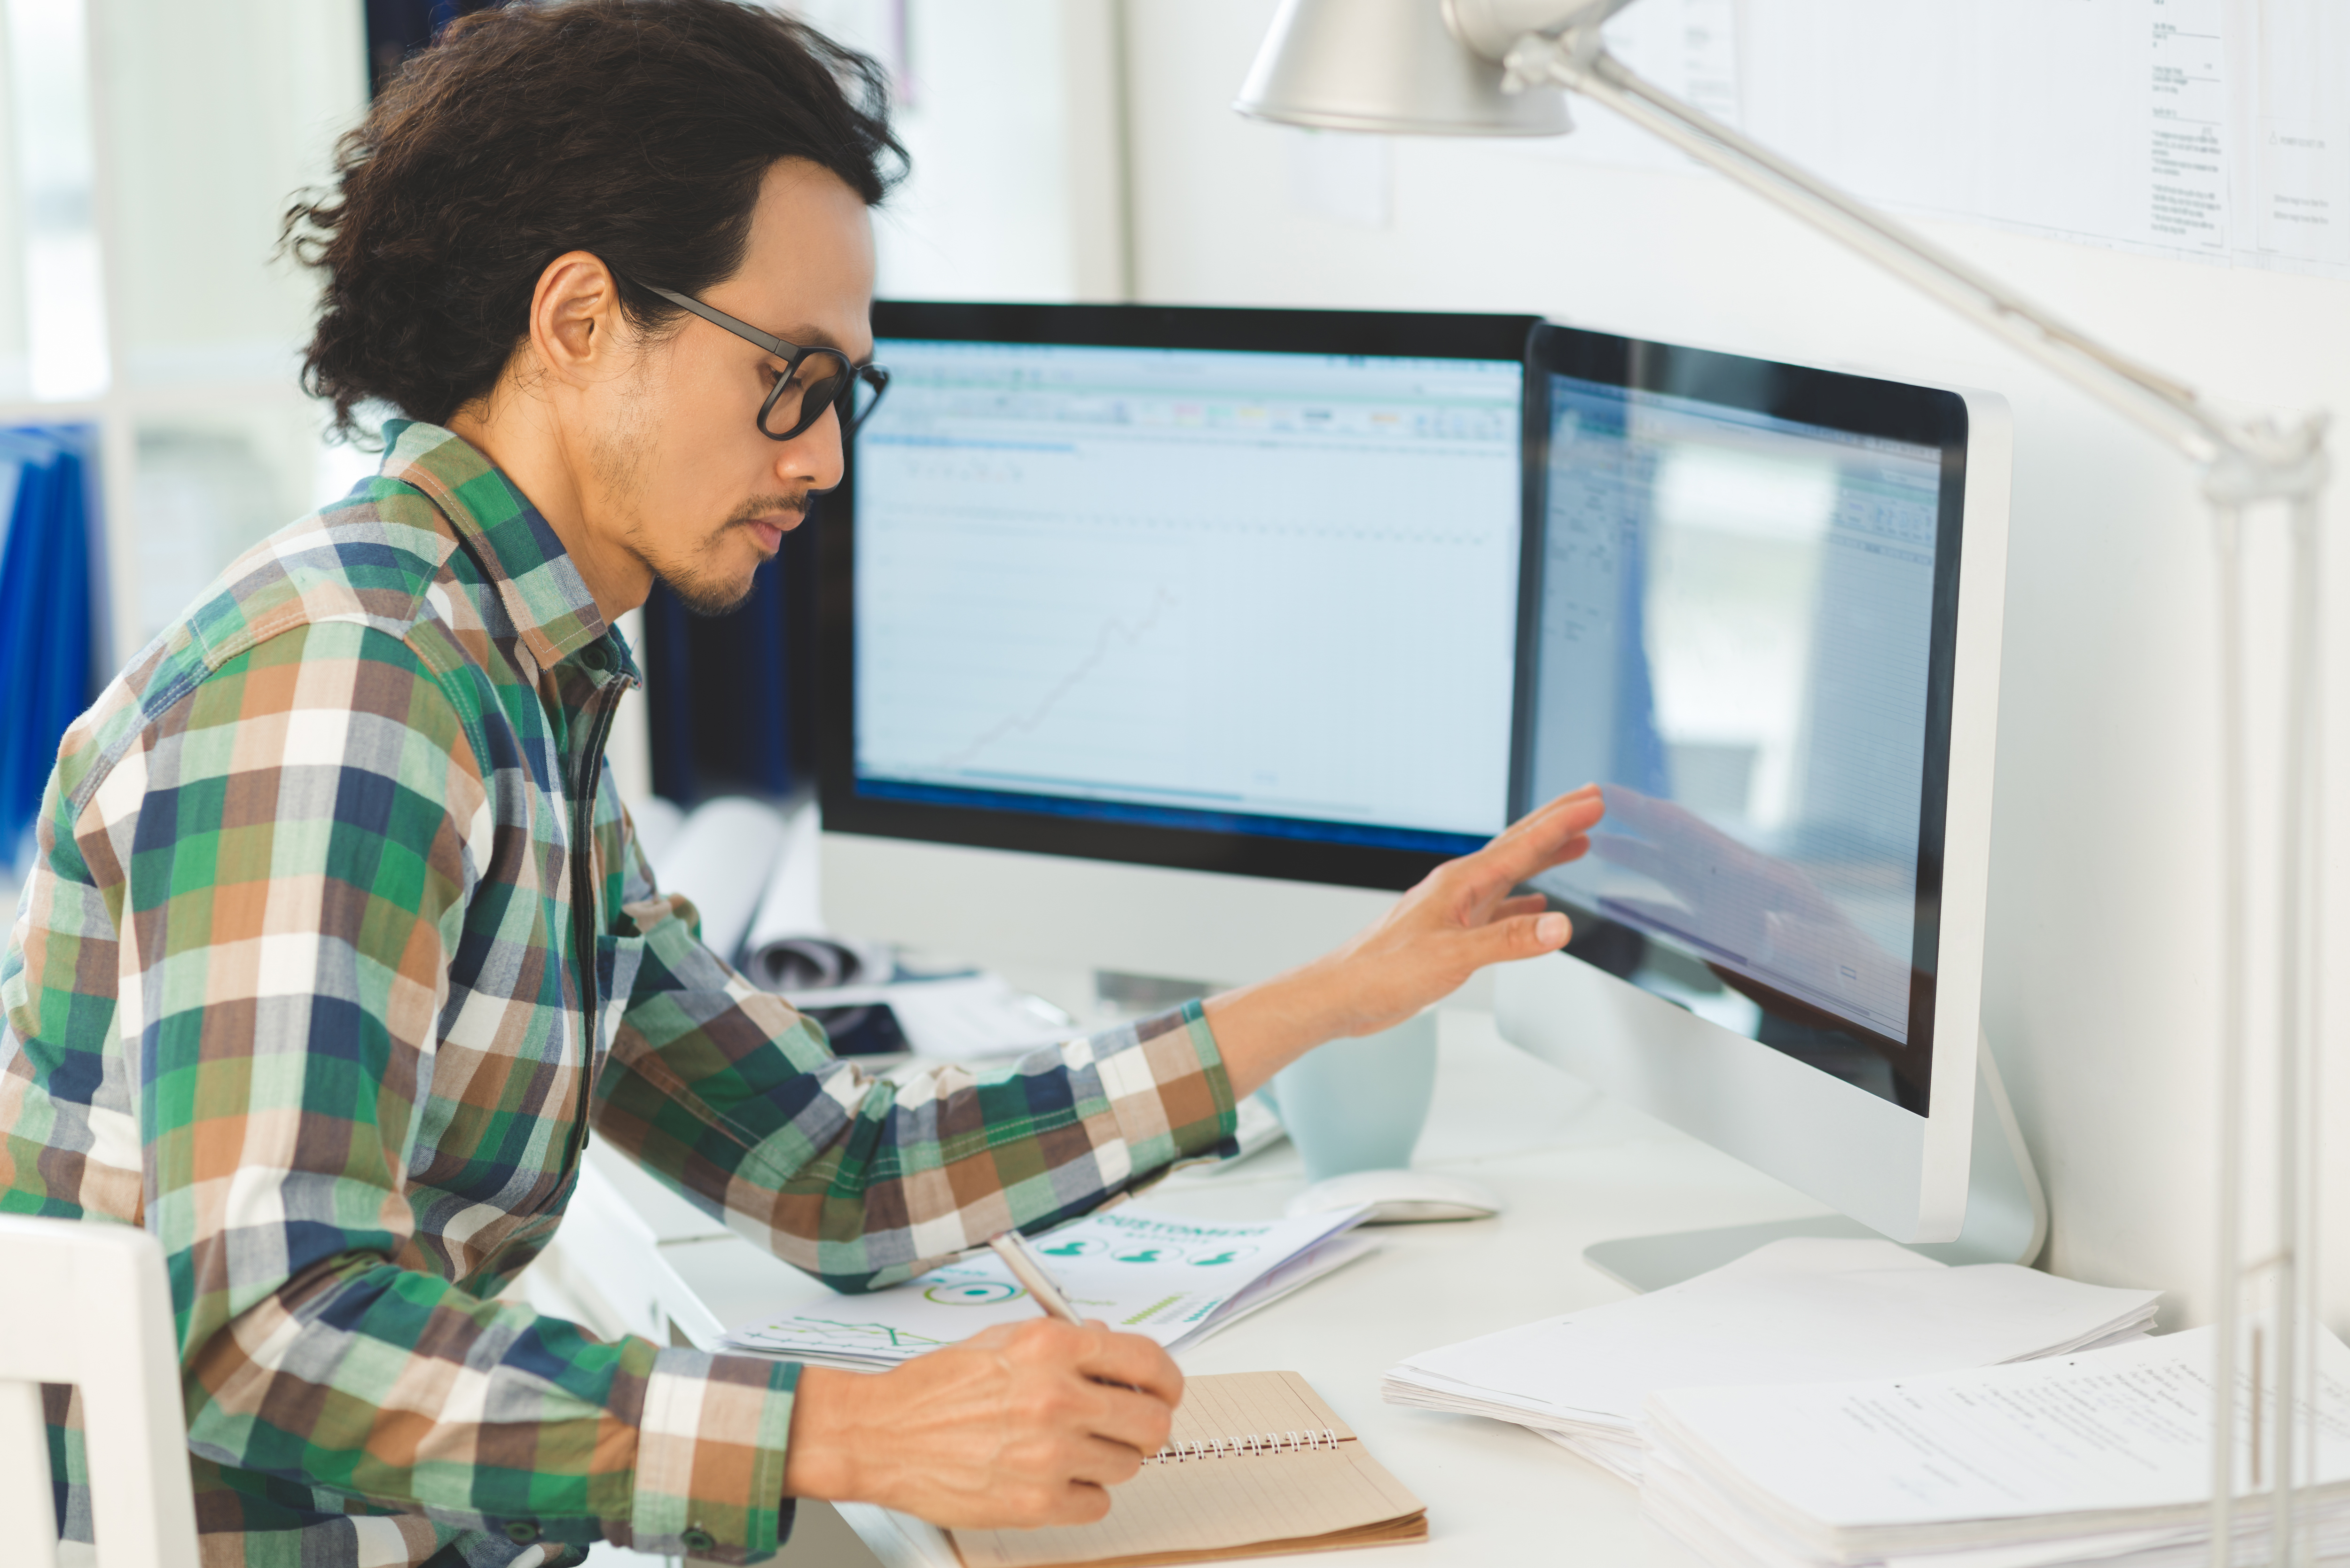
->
xmin=594 ymin=931 xmax=647 ymax=1067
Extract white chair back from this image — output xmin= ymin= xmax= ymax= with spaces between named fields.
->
xmin=0 ymin=1214 xmax=199 ymax=1568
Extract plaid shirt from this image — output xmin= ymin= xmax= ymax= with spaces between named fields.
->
xmin=0 ymin=421 xmax=1237 ymax=1568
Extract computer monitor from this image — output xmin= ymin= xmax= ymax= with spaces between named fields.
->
xmin=1495 ymin=322 xmax=2014 ymax=1256
xmin=817 ymin=302 xmax=1537 ymax=985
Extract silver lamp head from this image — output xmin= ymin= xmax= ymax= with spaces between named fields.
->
xmin=1233 ymin=0 xmax=1572 ymax=137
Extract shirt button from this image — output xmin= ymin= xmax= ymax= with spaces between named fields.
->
xmin=681 ymin=1526 xmax=718 ymax=1552
xmin=502 ymin=1519 xmax=541 ymax=1543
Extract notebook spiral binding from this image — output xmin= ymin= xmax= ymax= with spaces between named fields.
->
xmin=1146 ymin=1428 xmax=1344 ymax=1464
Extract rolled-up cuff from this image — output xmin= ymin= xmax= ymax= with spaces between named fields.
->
xmin=625 ymin=1348 xmax=800 ymax=1563
xmin=1098 ymin=999 xmax=1238 ymax=1177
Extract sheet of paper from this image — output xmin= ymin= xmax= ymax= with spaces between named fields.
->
xmin=741 ymin=797 xmax=826 ymax=958
xmin=2141 ymin=0 xmax=2232 ymax=257
xmin=649 ymin=796 xmax=789 ymax=962
xmin=1395 ymin=1238 xmax=2159 ymax=1427
xmin=1183 ymin=1232 xmax=1379 ymax=1345
xmin=1649 ymin=1326 xmax=2350 ymax=1531
xmin=2240 ymin=0 xmax=2350 ymax=270
xmin=722 ymin=1205 xmax=1370 ymax=1362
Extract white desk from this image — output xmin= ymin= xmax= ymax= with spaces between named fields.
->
xmin=606 ymin=1011 xmax=1841 ymax=1566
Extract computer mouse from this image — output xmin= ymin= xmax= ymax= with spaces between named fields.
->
xmin=1283 ymin=1169 xmax=1503 ymax=1225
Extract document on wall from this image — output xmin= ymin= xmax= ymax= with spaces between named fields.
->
xmin=2242 ymin=0 xmax=2350 ymax=271
xmin=1736 ymin=0 xmax=2239 ymax=265
xmin=2143 ymin=0 xmax=2232 ymax=257
xmin=720 ymin=1205 xmax=1378 ymax=1368
xmin=1507 ymin=0 xmax=2350 ymax=282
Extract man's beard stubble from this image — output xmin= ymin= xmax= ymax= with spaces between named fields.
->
xmin=588 ymin=373 xmax=812 ymax=619
xmin=649 ymin=492 xmax=812 ymax=617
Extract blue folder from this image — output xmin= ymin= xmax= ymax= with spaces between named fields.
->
xmin=0 ymin=426 xmax=99 ymax=873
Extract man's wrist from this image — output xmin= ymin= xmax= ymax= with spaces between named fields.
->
xmin=1201 ymin=960 xmax=1347 ymax=1099
xmin=781 ymin=1366 xmax=859 ymax=1502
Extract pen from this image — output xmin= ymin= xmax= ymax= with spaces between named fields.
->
xmin=991 ymin=1230 xmax=1162 ymax=1401
xmin=988 ymin=1229 xmax=1085 ymax=1325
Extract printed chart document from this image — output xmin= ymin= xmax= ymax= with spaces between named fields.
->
xmin=1385 ymin=1239 xmax=2159 ymax=1482
xmin=950 ymin=1371 xmax=1426 ymax=1568
xmin=1643 ymin=1325 xmax=2350 ymax=1568
xmin=723 ymin=1206 xmax=1376 ymax=1368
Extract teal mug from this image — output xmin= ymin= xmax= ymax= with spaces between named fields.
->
xmin=1256 ymin=1011 xmax=1440 ymax=1186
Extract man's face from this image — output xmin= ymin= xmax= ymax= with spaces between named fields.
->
xmin=594 ymin=159 xmax=876 ymax=615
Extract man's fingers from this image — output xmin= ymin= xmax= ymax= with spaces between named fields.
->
xmin=1040 ymin=1480 xmax=1115 ymax=1527
xmin=1067 ymin=1431 xmax=1157 ymax=1487
xmin=1453 ymin=832 xmax=1592 ymax=913
xmin=1472 ymin=789 xmax=1606 ymax=887
xmin=1465 ymin=910 xmax=1572 ymax=966
xmin=1473 ymin=787 xmax=1591 ymax=863
xmin=1492 ymin=784 xmax=1603 ymax=849
xmin=1080 ymin=1382 xmax=1179 ymax=1459
xmin=1520 ymin=831 xmax=1595 ymax=879
xmin=1490 ymin=893 xmax=1550 ymax=923
xmin=1075 ymin=1326 xmax=1184 ymax=1407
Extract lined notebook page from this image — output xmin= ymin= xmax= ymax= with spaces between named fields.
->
xmin=952 ymin=1373 xmax=1425 ymax=1568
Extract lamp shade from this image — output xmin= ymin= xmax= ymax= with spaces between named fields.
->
xmin=1233 ymin=0 xmax=1571 ymax=137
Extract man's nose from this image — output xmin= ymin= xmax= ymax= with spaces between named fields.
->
xmin=780 ymin=404 xmax=847 ymax=491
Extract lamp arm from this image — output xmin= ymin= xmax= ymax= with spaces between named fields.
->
xmin=1503 ymin=29 xmax=2329 ymax=503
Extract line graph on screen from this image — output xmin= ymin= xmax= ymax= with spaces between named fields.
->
xmin=934 ymin=585 xmax=1180 ymax=772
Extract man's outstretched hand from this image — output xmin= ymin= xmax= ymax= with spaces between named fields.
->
xmin=1204 ymin=784 xmax=1604 ymax=1097
xmin=782 ymin=1318 xmax=1183 ymax=1529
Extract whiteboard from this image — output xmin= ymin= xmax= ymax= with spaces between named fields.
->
xmin=1517 ymin=0 xmax=2350 ymax=281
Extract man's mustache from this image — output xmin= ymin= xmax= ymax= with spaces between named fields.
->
xmin=724 ymin=493 xmax=815 ymax=528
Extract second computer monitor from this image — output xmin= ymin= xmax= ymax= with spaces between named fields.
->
xmin=1500 ymin=322 xmax=2011 ymax=1248
xmin=820 ymin=303 xmax=1537 ymax=898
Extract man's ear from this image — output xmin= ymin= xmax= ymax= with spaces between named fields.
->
xmin=526 ymin=250 xmax=631 ymax=388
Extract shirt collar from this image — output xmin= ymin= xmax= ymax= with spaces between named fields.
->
xmin=376 ymin=420 xmax=617 ymax=671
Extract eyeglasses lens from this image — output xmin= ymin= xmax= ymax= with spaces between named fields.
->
xmin=760 ymin=353 xmax=846 ymax=441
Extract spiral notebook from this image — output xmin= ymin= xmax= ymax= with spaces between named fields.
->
xmin=949 ymin=1372 xmax=1427 ymax=1568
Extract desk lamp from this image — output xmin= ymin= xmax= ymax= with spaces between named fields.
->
xmin=1235 ymin=1 xmax=2331 ymax=1560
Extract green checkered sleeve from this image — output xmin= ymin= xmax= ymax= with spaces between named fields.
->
xmin=594 ymin=831 xmax=1239 ymax=1294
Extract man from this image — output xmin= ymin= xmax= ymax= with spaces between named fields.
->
xmin=0 ymin=4 xmax=1601 ymax=1565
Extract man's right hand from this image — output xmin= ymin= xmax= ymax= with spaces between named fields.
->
xmin=780 ymin=1318 xmax=1183 ymax=1529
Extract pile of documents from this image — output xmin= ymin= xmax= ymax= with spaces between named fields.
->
xmin=1643 ymin=1325 xmax=2350 ymax=1568
xmin=723 ymin=1204 xmax=1377 ymax=1369
xmin=1384 ymin=1238 xmax=2161 ymax=1482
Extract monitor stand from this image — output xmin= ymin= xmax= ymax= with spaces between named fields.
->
xmin=1582 ymin=1034 xmax=2047 ymax=1293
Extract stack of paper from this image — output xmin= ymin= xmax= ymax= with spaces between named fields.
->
xmin=723 ymin=1204 xmax=1377 ymax=1369
xmin=1384 ymin=1239 xmax=2160 ymax=1482
xmin=1642 ymin=1325 xmax=2350 ymax=1568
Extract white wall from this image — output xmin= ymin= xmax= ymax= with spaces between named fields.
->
xmin=1117 ymin=0 xmax=2350 ymax=1327
xmin=804 ymin=0 xmax=1128 ymax=301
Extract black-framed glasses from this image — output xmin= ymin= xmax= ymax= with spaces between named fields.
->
xmin=642 ymin=282 xmax=890 ymax=442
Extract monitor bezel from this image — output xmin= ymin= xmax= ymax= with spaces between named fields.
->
xmin=1511 ymin=321 xmax=1973 ymax=1114
xmin=816 ymin=300 xmax=1542 ymax=894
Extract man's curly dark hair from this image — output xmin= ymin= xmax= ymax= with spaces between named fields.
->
xmin=285 ymin=0 xmax=906 ymax=444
